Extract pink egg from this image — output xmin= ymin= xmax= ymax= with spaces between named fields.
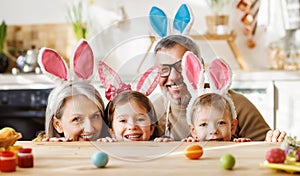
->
xmin=265 ymin=148 xmax=286 ymax=163
xmin=296 ymin=148 xmax=300 ymax=162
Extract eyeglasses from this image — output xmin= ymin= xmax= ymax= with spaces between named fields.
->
xmin=160 ymin=60 xmax=182 ymax=77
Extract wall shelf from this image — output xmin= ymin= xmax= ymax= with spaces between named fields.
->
xmin=191 ymin=31 xmax=249 ymax=71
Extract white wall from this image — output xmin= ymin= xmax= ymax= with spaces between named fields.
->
xmin=0 ymin=0 xmax=289 ymax=72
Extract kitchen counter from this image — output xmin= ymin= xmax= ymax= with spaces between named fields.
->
xmin=6 ymin=141 xmax=293 ymax=175
xmin=0 ymin=74 xmax=55 ymax=89
xmin=1 ymin=70 xmax=300 ymax=87
xmin=233 ymin=70 xmax=300 ymax=81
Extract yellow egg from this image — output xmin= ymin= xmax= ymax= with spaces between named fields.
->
xmin=0 ymin=127 xmax=16 ymax=138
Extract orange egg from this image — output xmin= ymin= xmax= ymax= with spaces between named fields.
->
xmin=184 ymin=144 xmax=203 ymax=160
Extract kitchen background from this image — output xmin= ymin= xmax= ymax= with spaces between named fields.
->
xmin=0 ymin=0 xmax=299 ymax=139
xmin=1 ymin=0 xmax=296 ymax=71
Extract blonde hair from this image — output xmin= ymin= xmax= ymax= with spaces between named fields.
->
xmin=45 ymin=81 xmax=105 ymax=137
xmin=190 ymin=93 xmax=234 ymax=125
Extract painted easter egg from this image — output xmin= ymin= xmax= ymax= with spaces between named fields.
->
xmin=91 ymin=151 xmax=109 ymax=168
xmin=265 ymin=148 xmax=286 ymax=163
xmin=220 ymin=153 xmax=235 ymax=170
xmin=184 ymin=144 xmax=203 ymax=160
xmin=295 ymin=148 xmax=300 ymax=162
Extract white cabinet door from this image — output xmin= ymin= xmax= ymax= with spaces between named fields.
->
xmin=275 ymin=81 xmax=300 ymax=138
xmin=231 ymin=81 xmax=275 ymax=129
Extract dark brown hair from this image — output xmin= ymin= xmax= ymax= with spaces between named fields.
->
xmin=104 ymin=90 xmax=160 ymax=139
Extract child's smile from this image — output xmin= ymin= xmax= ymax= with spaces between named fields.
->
xmin=124 ymin=133 xmax=143 ymax=141
xmin=111 ymin=100 xmax=155 ymax=141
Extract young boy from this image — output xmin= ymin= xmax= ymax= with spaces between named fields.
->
xmin=182 ymin=93 xmax=251 ymax=142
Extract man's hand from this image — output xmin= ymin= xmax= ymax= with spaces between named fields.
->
xmin=233 ymin=138 xmax=251 ymax=142
xmin=265 ymin=129 xmax=287 ymax=142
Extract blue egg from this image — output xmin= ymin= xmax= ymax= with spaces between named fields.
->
xmin=91 ymin=151 xmax=109 ymax=168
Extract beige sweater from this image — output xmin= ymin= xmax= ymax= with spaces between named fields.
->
xmin=152 ymin=89 xmax=271 ymax=141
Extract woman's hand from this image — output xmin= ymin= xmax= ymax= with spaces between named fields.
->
xmin=265 ymin=129 xmax=286 ymax=142
xmin=181 ymin=137 xmax=200 ymax=142
xmin=42 ymin=137 xmax=73 ymax=142
xmin=97 ymin=137 xmax=117 ymax=142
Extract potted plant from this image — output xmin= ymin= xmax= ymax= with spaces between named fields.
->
xmin=205 ymin=0 xmax=232 ymax=34
xmin=67 ymin=1 xmax=87 ymax=40
xmin=0 ymin=21 xmax=9 ymax=73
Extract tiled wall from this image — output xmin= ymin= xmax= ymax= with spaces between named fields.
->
xmin=4 ymin=23 xmax=77 ymax=72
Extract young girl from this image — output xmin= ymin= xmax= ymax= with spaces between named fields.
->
xmin=98 ymin=90 xmax=160 ymax=142
xmin=97 ymin=61 xmax=171 ymax=142
xmin=36 ymin=39 xmax=107 ymax=142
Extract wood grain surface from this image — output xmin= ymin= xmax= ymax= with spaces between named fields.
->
xmin=5 ymin=141 xmax=293 ymax=175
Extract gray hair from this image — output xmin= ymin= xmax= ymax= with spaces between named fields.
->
xmin=45 ymin=81 xmax=105 ymax=137
xmin=154 ymin=35 xmax=200 ymax=57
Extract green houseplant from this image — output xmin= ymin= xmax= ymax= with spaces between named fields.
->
xmin=205 ymin=0 xmax=232 ymax=34
xmin=206 ymin=0 xmax=231 ymax=16
xmin=0 ymin=21 xmax=9 ymax=73
xmin=67 ymin=1 xmax=87 ymax=40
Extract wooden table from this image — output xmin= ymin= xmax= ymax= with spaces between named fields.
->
xmin=3 ymin=141 xmax=294 ymax=175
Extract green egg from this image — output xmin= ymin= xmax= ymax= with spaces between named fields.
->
xmin=220 ymin=153 xmax=235 ymax=170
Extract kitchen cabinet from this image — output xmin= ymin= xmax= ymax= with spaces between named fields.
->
xmin=231 ymin=80 xmax=275 ymax=130
xmin=0 ymin=74 xmax=54 ymax=140
xmin=232 ymin=80 xmax=300 ymax=139
xmin=232 ymin=71 xmax=300 ymax=139
xmin=281 ymin=0 xmax=300 ymax=30
xmin=274 ymin=81 xmax=300 ymax=138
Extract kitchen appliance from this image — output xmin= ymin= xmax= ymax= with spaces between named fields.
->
xmin=0 ymin=74 xmax=54 ymax=140
xmin=15 ymin=45 xmax=40 ymax=74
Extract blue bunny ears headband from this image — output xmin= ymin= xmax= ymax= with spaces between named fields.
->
xmin=149 ymin=3 xmax=193 ymax=38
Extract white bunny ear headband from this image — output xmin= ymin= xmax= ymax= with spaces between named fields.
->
xmin=181 ymin=51 xmax=237 ymax=125
xmin=38 ymin=39 xmax=94 ymax=83
xmin=149 ymin=3 xmax=193 ymax=38
xmin=98 ymin=61 xmax=161 ymax=101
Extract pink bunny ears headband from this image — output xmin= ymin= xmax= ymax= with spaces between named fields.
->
xmin=181 ymin=51 xmax=237 ymax=124
xmin=98 ymin=61 xmax=161 ymax=101
xmin=38 ymin=39 xmax=94 ymax=83
xmin=149 ymin=3 xmax=193 ymax=38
